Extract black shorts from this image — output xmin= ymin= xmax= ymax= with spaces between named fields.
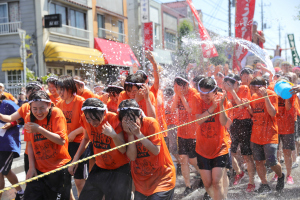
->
xmin=227 ymin=148 xmax=232 ymax=169
xmin=164 ymin=137 xmax=170 ymax=150
xmin=197 ymin=153 xmax=229 ymax=170
xmin=0 ymin=151 xmax=14 ymax=175
xmin=68 ymin=142 xmax=88 ymax=179
xmin=230 ymin=119 xmax=253 ymax=155
xmin=24 ymin=166 xmax=71 ymax=200
xmin=79 ymin=163 xmax=132 ymax=200
xmin=135 ymin=188 xmax=174 ymax=200
xmin=24 ymin=153 xmax=29 ymax=175
xmin=178 ymin=137 xmax=197 ymax=158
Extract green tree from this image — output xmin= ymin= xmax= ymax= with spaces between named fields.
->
xmin=178 ymin=20 xmax=194 ymax=46
xmin=26 ymin=67 xmax=36 ymax=82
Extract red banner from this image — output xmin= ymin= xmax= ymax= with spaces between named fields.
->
xmin=186 ymin=0 xmax=218 ymax=58
xmin=143 ymin=22 xmax=153 ymax=51
xmin=233 ymin=0 xmax=256 ymax=71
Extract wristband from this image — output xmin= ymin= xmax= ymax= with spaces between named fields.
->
xmin=207 ymin=109 xmax=212 ymax=114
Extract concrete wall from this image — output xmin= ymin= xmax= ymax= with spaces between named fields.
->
xmin=163 ymin=12 xmax=177 ymax=32
xmin=96 ymin=0 xmax=123 ymax=15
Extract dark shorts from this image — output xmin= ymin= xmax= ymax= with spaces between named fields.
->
xmin=164 ymin=137 xmax=170 ymax=150
xmin=251 ymin=142 xmax=278 ymax=167
xmin=24 ymin=153 xmax=29 ymax=175
xmin=197 ymin=153 xmax=229 ymax=170
xmin=167 ymin=125 xmax=178 ymax=155
xmin=134 ymin=188 xmax=174 ymax=200
xmin=227 ymin=148 xmax=232 ymax=169
xmin=68 ymin=142 xmax=88 ymax=179
xmin=0 ymin=152 xmax=14 ymax=175
xmin=79 ymin=163 xmax=132 ymax=200
xmin=230 ymin=119 xmax=253 ymax=155
xmin=279 ymin=134 xmax=295 ymax=150
xmin=178 ymin=137 xmax=197 ymax=158
xmin=24 ymin=166 xmax=71 ymax=200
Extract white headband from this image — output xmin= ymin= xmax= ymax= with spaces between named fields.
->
xmin=240 ymin=68 xmax=254 ymax=75
xmin=136 ymin=70 xmax=148 ymax=77
xmin=81 ymin=105 xmax=108 ymax=113
xmin=198 ymin=78 xmax=217 ymax=94
xmin=175 ymin=76 xmax=189 ymax=84
xmin=124 ymin=82 xmax=144 ymax=86
xmin=117 ymin=107 xmax=146 ymax=117
xmin=224 ymin=76 xmax=237 ymax=82
xmin=108 ymin=85 xmax=124 ymax=90
xmin=94 ymin=85 xmax=103 ymax=89
xmin=28 ymin=99 xmax=51 ymax=104
xmin=28 ymin=82 xmax=42 ymax=89
xmin=74 ymin=79 xmax=85 ymax=85
xmin=46 ymin=77 xmax=58 ymax=82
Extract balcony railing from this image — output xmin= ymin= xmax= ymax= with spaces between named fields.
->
xmin=50 ymin=24 xmax=90 ymax=40
xmin=0 ymin=22 xmax=21 ymax=35
xmin=98 ymin=27 xmax=126 ymax=43
xmin=165 ymin=41 xmax=177 ymax=51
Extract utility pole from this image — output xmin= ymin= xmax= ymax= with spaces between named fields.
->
xmin=261 ymin=0 xmax=263 ymax=31
xmin=228 ymin=0 xmax=231 ymax=37
xmin=279 ymin=24 xmax=281 ymax=46
xmin=285 ymin=34 xmax=287 ymax=60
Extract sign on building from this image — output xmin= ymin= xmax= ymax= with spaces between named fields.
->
xmin=141 ymin=0 xmax=149 ymax=23
xmin=144 ymin=22 xmax=153 ymax=51
xmin=44 ymin=14 xmax=62 ymax=28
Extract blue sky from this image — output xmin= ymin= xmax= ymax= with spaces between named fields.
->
xmin=158 ymin=0 xmax=300 ymax=64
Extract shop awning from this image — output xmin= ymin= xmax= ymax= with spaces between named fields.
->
xmin=94 ymin=38 xmax=140 ymax=67
xmin=152 ymin=49 xmax=173 ymax=65
xmin=2 ymin=57 xmax=23 ymax=71
xmin=44 ymin=42 xmax=105 ymax=65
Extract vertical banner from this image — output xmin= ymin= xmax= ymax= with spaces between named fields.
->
xmin=186 ymin=0 xmax=218 ymax=58
xmin=233 ymin=0 xmax=256 ymax=71
xmin=141 ymin=0 xmax=149 ymax=23
xmin=144 ymin=22 xmax=153 ymax=51
xmin=287 ymin=34 xmax=300 ymax=66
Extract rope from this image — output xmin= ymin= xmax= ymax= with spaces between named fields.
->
xmin=0 ymin=94 xmax=276 ymax=194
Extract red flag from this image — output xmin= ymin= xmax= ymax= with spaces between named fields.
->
xmin=186 ymin=0 xmax=218 ymax=58
xmin=143 ymin=22 xmax=153 ymax=51
xmin=233 ymin=0 xmax=256 ymax=71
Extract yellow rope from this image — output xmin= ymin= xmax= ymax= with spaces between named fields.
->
xmin=0 ymin=94 xmax=275 ymax=194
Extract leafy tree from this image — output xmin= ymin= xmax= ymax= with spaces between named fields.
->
xmin=26 ymin=67 xmax=36 ymax=82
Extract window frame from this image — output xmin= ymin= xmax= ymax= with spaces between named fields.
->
xmin=0 ymin=3 xmax=9 ymax=23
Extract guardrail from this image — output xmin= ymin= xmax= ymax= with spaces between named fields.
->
xmin=0 ymin=22 xmax=21 ymax=35
xmin=98 ymin=27 xmax=126 ymax=43
xmin=50 ymin=24 xmax=90 ymax=40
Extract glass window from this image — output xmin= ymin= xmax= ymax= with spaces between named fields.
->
xmin=118 ymin=21 xmax=123 ymax=42
xmin=49 ymin=3 xmax=55 ymax=14
xmin=56 ymin=5 xmax=67 ymax=25
xmin=76 ymin=11 xmax=84 ymax=29
xmin=0 ymin=3 xmax=8 ymax=23
xmin=97 ymin=14 xmax=105 ymax=38
xmin=7 ymin=70 xmax=22 ymax=84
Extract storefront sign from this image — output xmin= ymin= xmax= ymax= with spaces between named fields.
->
xmin=44 ymin=14 xmax=62 ymax=28
xmin=144 ymin=22 xmax=153 ymax=51
xmin=141 ymin=0 xmax=149 ymax=23
xmin=287 ymin=34 xmax=300 ymax=66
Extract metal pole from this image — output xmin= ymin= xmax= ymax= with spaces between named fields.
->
xmin=279 ymin=24 xmax=281 ymax=47
xmin=285 ymin=34 xmax=287 ymax=60
xmin=22 ymin=32 xmax=27 ymax=86
xmin=229 ymin=0 xmax=231 ymax=37
xmin=142 ymin=23 xmax=145 ymax=70
xmin=261 ymin=0 xmax=263 ymax=31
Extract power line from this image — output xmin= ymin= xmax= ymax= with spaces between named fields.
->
xmin=202 ymin=12 xmax=228 ymax=23
xmin=206 ymin=0 xmax=223 ymax=26
xmin=202 ymin=0 xmax=235 ymax=16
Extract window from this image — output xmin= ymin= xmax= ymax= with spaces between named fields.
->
xmin=0 ymin=3 xmax=8 ymax=23
xmin=0 ymin=2 xmax=19 ymax=23
xmin=49 ymin=3 xmax=67 ymax=25
xmin=7 ymin=70 xmax=22 ymax=84
xmin=70 ymin=9 xmax=85 ymax=29
xmin=97 ymin=14 xmax=105 ymax=38
xmin=165 ymin=31 xmax=176 ymax=50
xmin=47 ymin=67 xmax=64 ymax=76
xmin=118 ymin=21 xmax=123 ymax=42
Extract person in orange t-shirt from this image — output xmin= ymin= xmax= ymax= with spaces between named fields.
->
xmin=118 ymin=74 xmax=156 ymax=118
xmin=46 ymin=76 xmax=61 ymax=106
xmin=0 ymin=82 xmax=17 ymax=104
xmin=171 ymin=73 xmax=200 ymax=196
xmin=245 ymin=77 xmax=285 ymax=193
xmin=223 ymin=74 xmax=256 ymax=191
xmin=56 ymin=75 xmax=87 ymax=197
xmin=0 ymin=81 xmax=42 ymax=176
xmin=23 ymin=91 xmax=71 ymax=200
xmin=119 ymin=99 xmax=175 ymax=199
xmin=73 ymin=76 xmax=96 ymax=100
xmin=106 ymin=84 xmax=123 ymax=113
xmin=240 ymin=67 xmax=254 ymax=87
xmin=68 ymin=98 xmax=131 ymax=200
xmin=275 ymin=78 xmax=296 ymax=184
xmin=193 ymin=77 xmax=230 ymax=200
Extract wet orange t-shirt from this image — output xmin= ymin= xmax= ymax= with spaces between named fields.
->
xmin=3 ymin=92 xmax=15 ymax=101
xmin=268 ymin=82 xmax=275 ymax=91
xmin=79 ymin=89 xmax=95 ymax=100
xmin=18 ymin=103 xmax=31 ymax=154
xmin=107 ymin=99 xmax=118 ymax=113
xmin=250 ymin=90 xmax=278 ymax=145
xmin=80 ymin=112 xmax=129 ymax=169
xmin=48 ymin=93 xmax=61 ymax=106
xmin=277 ymin=95 xmax=296 ymax=135
xmin=150 ymin=86 xmax=168 ymax=137
xmin=24 ymin=107 xmax=71 ymax=173
xmin=176 ymin=88 xmax=198 ymax=139
xmin=125 ymin=117 xmax=176 ymax=196
xmin=192 ymin=93 xmax=231 ymax=159
xmin=227 ymin=85 xmax=251 ymax=120
xmin=165 ymin=98 xmax=178 ymax=126
xmin=117 ymin=91 xmax=156 ymax=117
xmin=294 ymin=95 xmax=300 ymax=117
xmin=56 ymin=95 xmax=85 ymax=143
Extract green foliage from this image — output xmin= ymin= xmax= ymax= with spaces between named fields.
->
xmin=26 ymin=67 xmax=36 ymax=82
xmin=178 ymin=20 xmax=194 ymax=46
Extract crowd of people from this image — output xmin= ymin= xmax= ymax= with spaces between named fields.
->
xmin=0 ymin=50 xmax=300 ymax=200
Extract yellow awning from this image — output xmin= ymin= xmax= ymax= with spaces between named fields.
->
xmin=44 ymin=42 xmax=105 ymax=65
xmin=2 ymin=57 xmax=23 ymax=71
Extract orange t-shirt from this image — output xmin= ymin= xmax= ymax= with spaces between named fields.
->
xmin=80 ymin=112 xmax=129 ymax=169
xmin=277 ymin=95 xmax=296 ymax=135
xmin=192 ymin=93 xmax=231 ymax=159
xmin=268 ymin=82 xmax=275 ymax=91
xmin=165 ymin=98 xmax=178 ymax=126
xmin=150 ymin=86 xmax=168 ymax=137
xmin=117 ymin=91 xmax=156 ymax=117
xmin=227 ymin=85 xmax=251 ymax=120
xmin=48 ymin=93 xmax=61 ymax=106
xmin=126 ymin=117 xmax=175 ymax=196
xmin=250 ymin=90 xmax=278 ymax=145
xmin=56 ymin=95 xmax=85 ymax=143
xmin=294 ymin=95 xmax=300 ymax=116
xmin=24 ymin=107 xmax=71 ymax=173
xmin=107 ymin=99 xmax=118 ymax=113
xmin=3 ymin=92 xmax=15 ymax=101
xmin=79 ymin=89 xmax=95 ymax=100
xmin=176 ymin=88 xmax=198 ymax=139
xmin=18 ymin=103 xmax=31 ymax=154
